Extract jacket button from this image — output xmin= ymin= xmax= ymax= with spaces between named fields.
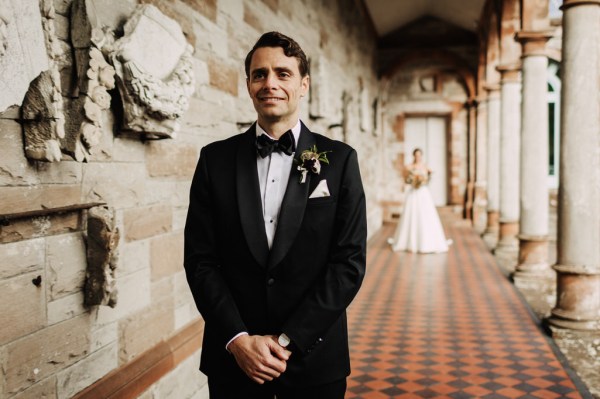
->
xmin=267 ymin=278 xmax=275 ymax=286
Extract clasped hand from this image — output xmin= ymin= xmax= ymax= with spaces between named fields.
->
xmin=228 ymin=334 xmax=292 ymax=384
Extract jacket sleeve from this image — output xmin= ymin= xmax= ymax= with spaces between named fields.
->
xmin=282 ymin=149 xmax=367 ymax=354
xmin=184 ymin=146 xmax=247 ymax=346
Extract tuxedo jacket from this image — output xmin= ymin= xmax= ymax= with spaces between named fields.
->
xmin=184 ymin=122 xmax=367 ymax=386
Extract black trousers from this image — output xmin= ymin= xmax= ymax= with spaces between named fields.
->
xmin=208 ymin=378 xmax=347 ymax=399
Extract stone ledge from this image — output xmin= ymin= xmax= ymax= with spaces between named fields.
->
xmin=72 ymin=318 xmax=203 ymax=399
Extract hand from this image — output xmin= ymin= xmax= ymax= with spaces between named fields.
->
xmin=228 ymin=334 xmax=292 ymax=384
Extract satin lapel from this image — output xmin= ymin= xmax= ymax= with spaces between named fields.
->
xmin=236 ymin=125 xmax=269 ymax=267
xmin=268 ymin=123 xmax=316 ymax=269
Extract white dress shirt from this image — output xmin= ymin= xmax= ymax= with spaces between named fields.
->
xmin=255 ymin=121 xmax=301 ymax=248
xmin=225 ymin=120 xmax=301 ymax=350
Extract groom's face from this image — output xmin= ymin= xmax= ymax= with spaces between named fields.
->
xmin=247 ymin=46 xmax=309 ymax=127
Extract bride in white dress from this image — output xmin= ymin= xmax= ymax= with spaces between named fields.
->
xmin=390 ymin=148 xmax=449 ymax=253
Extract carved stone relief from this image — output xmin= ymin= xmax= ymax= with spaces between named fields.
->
xmin=0 ymin=0 xmax=49 ymax=112
xmin=109 ymin=5 xmax=195 ymax=139
xmin=84 ymin=206 xmax=119 ymax=308
xmin=22 ymin=0 xmax=66 ymax=162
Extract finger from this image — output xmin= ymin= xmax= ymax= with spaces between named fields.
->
xmin=263 ymin=356 xmax=287 ymax=374
xmin=271 ymin=344 xmax=291 ymax=361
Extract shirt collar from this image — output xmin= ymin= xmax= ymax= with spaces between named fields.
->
xmin=256 ymin=120 xmax=301 ymax=148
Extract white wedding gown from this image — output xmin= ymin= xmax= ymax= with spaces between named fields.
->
xmin=390 ymin=184 xmax=449 ymax=253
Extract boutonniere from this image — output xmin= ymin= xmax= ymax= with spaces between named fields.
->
xmin=296 ymin=145 xmax=331 ymax=183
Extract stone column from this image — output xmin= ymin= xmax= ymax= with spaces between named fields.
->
xmin=512 ymin=31 xmax=555 ymax=286
xmin=483 ymin=85 xmax=501 ymax=240
xmin=464 ymin=100 xmax=477 ymax=221
xmin=548 ymin=0 xmax=600 ymax=331
xmin=495 ymin=64 xmax=521 ymax=254
xmin=473 ymin=97 xmax=488 ymax=232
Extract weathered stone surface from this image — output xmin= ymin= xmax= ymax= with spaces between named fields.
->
xmin=11 ymin=376 xmax=57 ymax=399
xmin=56 ymin=342 xmax=118 ymax=399
xmin=208 ymin=56 xmax=238 ymax=96
xmin=150 ymin=231 xmax=183 ymax=281
xmin=48 ymin=291 xmax=87 ymax=325
xmin=81 ymin=162 xmax=146 ymax=208
xmin=90 ymin=321 xmax=118 ymax=352
xmin=0 ymin=0 xmax=49 ymax=112
xmin=84 ymin=206 xmax=119 ymax=307
xmin=0 ymin=238 xmax=44 ymax=279
xmin=47 ymin=233 xmax=87 ymax=300
xmin=5 ymin=315 xmax=91 ymax=395
xmin=123 ymin=204 xmax=172 ymax=242
xmin=0 ymin=184 xmax=81 ymax=215
xmin=110 ymin=4 xmax=195 ymax=138
xmin=146 ymin=141 xmax=198 ymax=179
xmin=95 ymin=267 xmax=151 ymax=325
xmin=180 ymin=0 xmax=217 ymax=21
xmin=116 ymin=239 xmax=149 ymax=277
xmin=0 ymin=212 xmax=81 ymax=244
xmin=150 ymin=348 xmax=207 ymax=399
xmin=0 ymin=272 xmax=46 ymax=345
xmin=22 ymin=70 xmax=65 ymax=162
xmin=119 ymin=297 xmax=174 ymax=362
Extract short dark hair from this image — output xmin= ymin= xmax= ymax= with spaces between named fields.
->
xmin=244 ymin=31 xmax=310 ymax=78
xmin=413 ymin=148 xmax=423 ymax=156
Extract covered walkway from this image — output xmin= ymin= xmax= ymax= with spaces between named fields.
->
xmin=347 ymin=213 xmax=592 ymax=399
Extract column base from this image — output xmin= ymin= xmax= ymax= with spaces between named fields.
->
xmin=482 ymin=211 xmax=499 ymax=238
xmin=547 ymin=265 xmax=600 ymax=331
xmin=513 ymin=236 xmax=553 ymax=287
xmin=494 ymin=221 xmax=519 ymax=254
xmin=472 ymin=186 xmax=488 ymax=233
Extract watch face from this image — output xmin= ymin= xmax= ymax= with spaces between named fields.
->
xmin=278 ymin=333 xmax=290 ymax=347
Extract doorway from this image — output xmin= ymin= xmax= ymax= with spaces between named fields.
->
xmin=404 ymin=116 xmax=448 ymax=206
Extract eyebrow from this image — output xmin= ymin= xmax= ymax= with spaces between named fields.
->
xmin=250 ymin=66 xmax=294 ymax=77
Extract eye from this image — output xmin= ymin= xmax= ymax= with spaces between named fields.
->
xmin=279 ymin=71 xmax=291 ymax=78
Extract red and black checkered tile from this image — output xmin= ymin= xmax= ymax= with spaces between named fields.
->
xmin=347 ymin=215 xmax=592 ymax=399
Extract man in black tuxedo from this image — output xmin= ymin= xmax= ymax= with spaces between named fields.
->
xmin=184 ymin=31 xmax=367 ymax=398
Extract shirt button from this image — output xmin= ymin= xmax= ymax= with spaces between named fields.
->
xmin=267 ymin=278 xmax=275 ymax=286
xmin=270 ymin=219 xmax=273 ymax=223
xmin=272 ymin=179 xmax=275 ymax=183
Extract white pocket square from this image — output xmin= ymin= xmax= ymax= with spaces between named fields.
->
xmin=309 ymin=179 xmax=331 ymax=198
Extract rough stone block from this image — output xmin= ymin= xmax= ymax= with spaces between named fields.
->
xmin=180 ymin=0 xmax=216 ymax=22
xmin=0 ymin=238 xmax=45 ymax=279
xmin=11 ymin=376 xmax=57 ymax=399
xmin=90 ymin=321 xmax=118 ymax=352
xmin=119 ymin=297 xmax=174 ymax=362
xmin=48 ymin=291 xmax=87 ymax=325
xmin=5 ymin=315 xmax=91 ymax=395
xmin=174 ymin=303 xmax=199 ymax=331
xmin=151 ymin=348 xmax=206 ymax=399
xmin=0 ymin=118 xmax=38 ymax=186
xmin=146 ymin=141 xmax=199 ymax=179
xmin=81 ymin=162 xmax=146 ymax=208
xmin=117 ymin=239 xmax=149 ymax=277
xmin=0 ymin=212 xmax=81 ymax=244
xmin=47 ymin=233 xmax=87 ymax=300
xmin=112 ymin=136 xmax=146 ymax=162
xmin=208 ymin=57 xmax=238 ymax=96
xmin=150 ymin=232 xmax=183 ymax=281
xmin=173 ymin=208 xmax=188 ymax=231
xmin=0 ymin=272 xmax=46 ymax=345
xmin=56 ymin=342 xmax=118 ymax=399
xmin=95 ymin=267 xmax=151 ymax=325
xmin=0 ymin=184 xmax=82 ymax=215
xmin=123 ymin=204 xmax=172 ymax=242
xmin=0 ymin=0 xmax=49 ymax=112
xmin=173 ymin=271 xmax=194 ymax=308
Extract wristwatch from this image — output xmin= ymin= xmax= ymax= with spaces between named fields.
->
xmin=278 ymin=333 xmax=291 ymax=348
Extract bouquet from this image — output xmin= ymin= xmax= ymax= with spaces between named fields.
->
xmin=405 ymin=168 xmax=429 ymax=189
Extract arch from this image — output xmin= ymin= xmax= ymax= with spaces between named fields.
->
xmin=381 ymin=49 xmax=476 ymax=100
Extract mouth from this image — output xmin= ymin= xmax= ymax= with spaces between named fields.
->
xmin=258 ymin=96 xmax=285 ymax=103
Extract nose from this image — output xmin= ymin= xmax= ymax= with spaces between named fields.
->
xmin=263 ymin=72 xmax=277 ymax=90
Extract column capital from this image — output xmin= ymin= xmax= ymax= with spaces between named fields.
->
xmin=562 ymin=0 xmax=600 ymax=10
xmin=496 ymin=63 xmax=521 ymax=82
xmin=483 ymin=82 xmax=501 ymax=93
xmin=515 ymin=30 xmax=554 ymax=57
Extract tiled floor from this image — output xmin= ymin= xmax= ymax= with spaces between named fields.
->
xmin=347 ymin=215 xmax=592 ymax=399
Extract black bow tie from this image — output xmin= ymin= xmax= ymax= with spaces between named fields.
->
xmin=255 ymin=130 xmax=296 ymax=158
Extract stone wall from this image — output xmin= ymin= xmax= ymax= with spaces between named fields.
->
xmin=0 ymin=0 xmax=380 ymax=398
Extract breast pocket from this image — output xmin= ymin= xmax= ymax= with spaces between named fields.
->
xmin=307 ymin=196 xmax=336 ymax=207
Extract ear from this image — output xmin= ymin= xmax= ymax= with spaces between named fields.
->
xmin=300 ymin=75 xmax=310 ymax=97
